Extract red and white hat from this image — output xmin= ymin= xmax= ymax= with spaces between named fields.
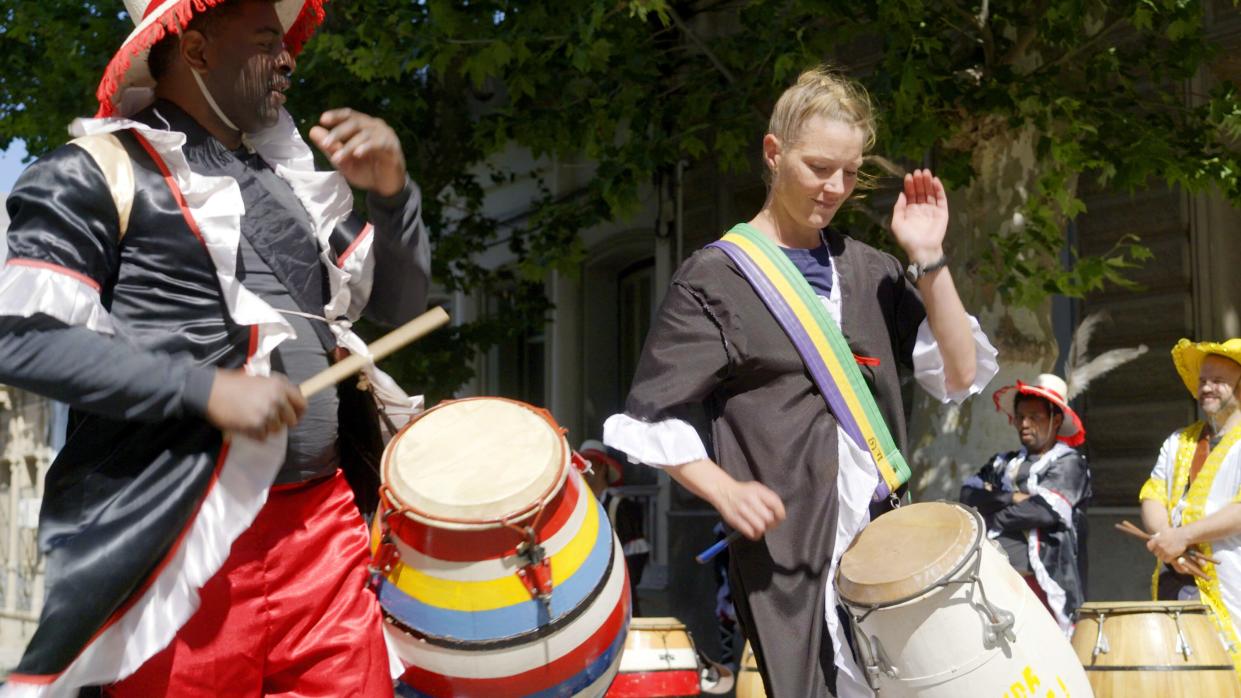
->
xmin=95 ymin=0 xmax=327 ymax=118
xmin=991 ymin=373 xmax=1085 ymax=447
xmin=578 ymin=439 xmax=623 ymax=487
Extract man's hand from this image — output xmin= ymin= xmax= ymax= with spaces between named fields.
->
xmin=1147 ymin=527 xmax=1191 ymax=564
xmin=205 ymin=369 xmax=306 ymax=441
xmin=715 ymin=480 xmax=787 ymax=541
xmin=309 ymin=109 xmax=407 ymax=197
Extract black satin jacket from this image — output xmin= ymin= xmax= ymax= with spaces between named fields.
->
xmin=0 ymin=103 xmax=429 ymax=678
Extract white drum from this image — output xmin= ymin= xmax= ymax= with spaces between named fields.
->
xmin=836 ymin=501 xmax=1093 ymax=697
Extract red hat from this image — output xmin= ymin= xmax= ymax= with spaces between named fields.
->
xmin=578 ymin=439 xmax=623 ymax=487
xmin=992 ymin=373 xmax=1085 ymax=447
xmin=95 ymin=0 xmax=327 ymax=118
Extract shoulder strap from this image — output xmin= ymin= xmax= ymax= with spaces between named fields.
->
xmin=69 ymin=132 xmax=135 ymax=240
xmin=708 ymin=222 xmax=910 ymax=502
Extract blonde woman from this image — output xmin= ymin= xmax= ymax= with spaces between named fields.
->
xmin=604 ymin=67 xmax=998 ymax=697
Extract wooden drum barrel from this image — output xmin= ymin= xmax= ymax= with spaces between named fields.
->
xmin=734 ymin=641 xmax=766 ymax=698
xmin=836 ymin=502 xmax=1091 ymax=697
xmin=372 ymin=397 xmax=631 ymax=697
xmin=1072 ymin=601 xmax=1241 ymax=697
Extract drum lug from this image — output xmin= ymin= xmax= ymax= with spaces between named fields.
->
xmin=515 ymin=528 xmax=554 ymax=606
xmin=1091 ymin=613 xmax=1110 ymax=659
xmin=969 ymin=572 xmax=1016 ymax=650
xmin=847 ymin=609 xmax=899 ymax=689
xmin=1172 ymin=610 xmax=1194 ymax=660
xmin=368 ymin=507 xmax=404 ymax=591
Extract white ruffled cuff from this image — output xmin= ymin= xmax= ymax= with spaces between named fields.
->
xmin=602 ymin=413 xmax=708 ymax=468
xmin=912 ymin=315 xmax=999 ymax=404
xmin=0 ymin=261 xmax=115 ymax=335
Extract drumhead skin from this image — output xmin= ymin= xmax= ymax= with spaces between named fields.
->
xmin=383 ymin=398 xmax=567 ymax=525
xmin=837 ymin=501 xmax=980 ymax=606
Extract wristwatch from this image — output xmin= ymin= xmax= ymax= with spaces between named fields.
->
xmin=904 ymin=255 xmax=949 ymax=284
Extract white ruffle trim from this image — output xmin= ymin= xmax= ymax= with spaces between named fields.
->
xmin=245 ymin=110 xmax=375 ymax=323
xmin=912 ymin=314 xmax=999 ymax=404
xmin=827 ymin=425 xmax=879 ymax=698
xmin=0 ymin=433 xmax=285 ymax=697
xmin=70 ymin=115 xmax=295 ymax=372
xmin=0 ymin=263 xmax=115 ymax=335
xmin=602 ymin=413 xmax=708 ymax=467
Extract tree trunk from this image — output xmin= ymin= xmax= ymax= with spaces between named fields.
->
xmin=909 ymin=124 xmax=1070 ymax=499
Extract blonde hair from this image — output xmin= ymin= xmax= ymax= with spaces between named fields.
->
xmin=767 ymin=66 xmax=876 ymax=152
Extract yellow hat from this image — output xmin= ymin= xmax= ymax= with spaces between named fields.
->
xmin=1171 ymin=338 xmax=1241 ymax=398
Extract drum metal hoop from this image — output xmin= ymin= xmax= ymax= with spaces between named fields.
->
xmin=845 ymin=541 xmax=1017 ymax=676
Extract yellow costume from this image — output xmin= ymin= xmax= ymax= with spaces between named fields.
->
xmin=1139 ymin=338 xmax=1241 ymax=675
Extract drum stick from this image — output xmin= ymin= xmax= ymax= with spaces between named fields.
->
xmin=1114 ymin=521 xmax=1220 ymax=572
xmin=1116 ymin=520 xmax=1220 ymax=564
xmin=696 ymin=529 xmax=743 ymax=564
xmin=300 ymin=306 xmax=451 ymax=398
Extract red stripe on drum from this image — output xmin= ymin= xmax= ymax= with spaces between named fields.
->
xmin=399 ymin=582 xmax=630 ymax=697
xmin=605 ymin=670 xmax=702 ymax=697
xmin=385 ymin=538 xmax=628 ymax=672
xmin=386 ymin=468 xmax=583 ymax=563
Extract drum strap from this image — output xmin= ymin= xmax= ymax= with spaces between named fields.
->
xmin=70 ymin=132 xmax=135 ymax=241
xmin=709 ymin=223 xmax=909 ymax=502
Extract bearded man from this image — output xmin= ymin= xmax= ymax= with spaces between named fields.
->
xmin=0 ymin=1 xmax=428 ymax=695
xmin=1142 ymin=338 xmax=1241 ymax=676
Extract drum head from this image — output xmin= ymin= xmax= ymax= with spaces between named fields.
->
xmin=837 ymin=501 xmax=980 ymax=607
xmin=383 ymin=398 xmax=567 ymax=525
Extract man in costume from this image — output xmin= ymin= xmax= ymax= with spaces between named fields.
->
xmin=959 ymin=373 xmax=1090 ymax=632
xmin=1141 ymin=338 xmax=1241 ymax=674
xmin=0 ymin=0 xmax=429 ymax=695
xmin=602 ymin=67 xmax=998 ymax=697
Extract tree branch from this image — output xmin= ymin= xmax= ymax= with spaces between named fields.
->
xmin=1001 ymin=0 xmax=1050 ymax=68
xmin=1033 ymin=17 xmax=1128 ymax=76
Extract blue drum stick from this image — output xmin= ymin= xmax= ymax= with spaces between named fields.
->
xmin=695 ymin=529 xmax=743 ymax=564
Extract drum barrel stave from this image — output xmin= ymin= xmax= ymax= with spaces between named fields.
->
xmin=1072 ymin=601 xmax=1241 ymax=697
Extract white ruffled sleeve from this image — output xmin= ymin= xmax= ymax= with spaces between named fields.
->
xmin=911 ymin=315 xmax=999 ymax=404
xmin=602 ymin=413 xmax=709 ymax=468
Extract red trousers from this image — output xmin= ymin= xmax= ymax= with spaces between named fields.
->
xmin=106 ymin=471 xmax=393 ymax=698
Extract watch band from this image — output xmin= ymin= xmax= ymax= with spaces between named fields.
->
xmin=905 ymin=255 xmax=949 ymax=284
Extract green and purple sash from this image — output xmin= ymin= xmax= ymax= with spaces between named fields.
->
xmin=708 ymin=223 xmax=910 ymax=502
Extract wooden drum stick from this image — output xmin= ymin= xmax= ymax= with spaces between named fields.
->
xmin=300 ymin=306 xmax=451 ymax=399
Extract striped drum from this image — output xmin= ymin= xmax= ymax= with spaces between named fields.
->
xmin=372 ymin=397 xmax=631 ymax=697
xmin=606 ymin=617 xmax=701 ymax=696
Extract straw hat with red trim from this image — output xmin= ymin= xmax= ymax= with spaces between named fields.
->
xmin=95 ymin=0 xmax=327 ymax=118
xmin=579 ymin=439 xmax=623 ymax=487
xmin=991 ymin=373 xmax=1085 ymax=447
xmin=1171 ymin=337 xmax=1241 ymax=398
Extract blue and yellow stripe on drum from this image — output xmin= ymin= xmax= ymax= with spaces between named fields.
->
xmin=376 ymin=485 xmax=615 ymax=643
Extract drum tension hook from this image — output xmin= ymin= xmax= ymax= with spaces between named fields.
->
xmin=368 ymin=507 xmax=404 ymax=592
xmin=515 ymin=526 xmax=554 ymax=606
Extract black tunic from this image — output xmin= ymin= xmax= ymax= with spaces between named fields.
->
xmin=613 ymin=229 xmax=928 ymax=697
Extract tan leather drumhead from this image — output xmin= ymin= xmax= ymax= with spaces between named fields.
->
xmin=837 ymin=502 xmax=979 ymax=606
xmin=385 ymin=398 xmax=566 ymax=523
